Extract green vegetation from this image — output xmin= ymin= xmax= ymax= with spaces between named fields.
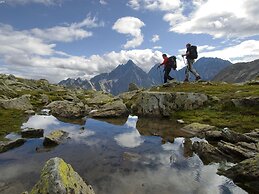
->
xmin=151 ymin=82 xmax=259 ymax=133
xmin=0 ymin=108 xmax=27 ymax=140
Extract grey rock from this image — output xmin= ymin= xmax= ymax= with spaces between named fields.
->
xmin=132 ymin=91 xmax=208 ymax=117
xmin=0 ymin=138 xmax=26 ymax=153
xmin=0 ymin=95 xmax=33 ymax=110
xmin=192 ymin=141 xmax=232 ymax=164
xmin=180 ymin=122 xmax=216 ymax=138
xmin=30 ymin=157 xmax=95 ymax=194
xmin=46 ymin=100 xmax=86 ymax=118
xmin=43 ymin=130 xmax=68 ymax=146
xmin=89 ymin=100 xmax=129 ymax=118
xmin=231 ymin=97 xmax=259 ymax=107
xmin=218 ymin=141 xmax=258 ymax=161
xmin=218 ymin=154 xmax=259 ymax=193
xmin=221 ymin=128 xmax=258 ymax=144
xmin=21 ymin=128 xmax=44 ymax=138
xmin=205 ymin=130 xmax=223 ymax=141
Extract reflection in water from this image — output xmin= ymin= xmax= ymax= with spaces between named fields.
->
xmin=0 ymin=115 xmax=247 ymax=194
xmin=114 ymin=116 xmax=144 ymax=148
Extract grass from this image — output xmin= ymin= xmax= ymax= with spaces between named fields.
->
xmin=0 ymin=108 xmax=28 ymax=141
xmin=150 ymin=82 xmax=259 ymax=133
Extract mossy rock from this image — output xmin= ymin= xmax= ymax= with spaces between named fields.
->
xmin=30 ymin=157 xmax=95 ymax=194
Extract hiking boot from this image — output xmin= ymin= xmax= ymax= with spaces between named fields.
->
xmin=184 ymin=78 xmax=189 ymax=82
xmin=195 ymin=76 xmax=201 ymax=81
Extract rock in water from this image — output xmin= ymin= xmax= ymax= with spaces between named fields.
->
xmin=30 ymin=157 xmax=95 ymax=194
xmin=21 ymin=128 xmax=44 ymax=138
xmin=218 ymin=154 xmax=259 ymax=193
xmin=0 ymin=138 xmax=26 ymax=153
xmin=43 ymin=130 xmax=68 ymax=146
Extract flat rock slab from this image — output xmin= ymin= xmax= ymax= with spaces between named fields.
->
xmin=0 ymin=138 xmax=26 ymax=153
xmin=30 ymin=157 xmax=95 ymax=194
xmin=180 ymin=122 xmax=216 ymax=138
xmin=43 ymin=130 xmax=68 ymax=146
xmin=21 ymin=128 xmax=44 ymax=138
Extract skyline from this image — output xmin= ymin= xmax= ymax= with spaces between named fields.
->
xmin=0 ymin=0 xmax=259 ymax=82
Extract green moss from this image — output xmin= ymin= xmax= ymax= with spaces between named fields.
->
xmin=0 ymin=108 xmax=27 ymax=140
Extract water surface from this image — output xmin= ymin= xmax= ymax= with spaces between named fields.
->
xmin=0 ymin=114 xmax=246 ymax=194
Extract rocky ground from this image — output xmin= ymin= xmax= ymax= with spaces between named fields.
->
xmin=0 ymin=74 xmax=258 ymax=193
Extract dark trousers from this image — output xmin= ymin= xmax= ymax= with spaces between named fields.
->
xmin=164 ymin=67 xmax=173 ymax=83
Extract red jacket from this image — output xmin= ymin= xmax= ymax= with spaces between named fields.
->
xmin=161 ymin=57 xmax=170 ymax=67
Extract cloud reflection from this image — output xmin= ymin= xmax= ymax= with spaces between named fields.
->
xmin=114 ymin=115 xmax=144 ymax=148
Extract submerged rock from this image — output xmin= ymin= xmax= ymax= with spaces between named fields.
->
xmin=21 ymin=128 xmax=44 ymax=138
xmin=132 ymin=91 xmax=208 ymax=117
xmin=218 ymin=154 xmax=259 ymax=193
xmin=30 ymin=157 xmax=95 ymax=194
xmin=43 ymin=130 xmax=68 ymax=146
xmin=0 ymin=95 xmax=33 ymax=110
xmin=0 ymin=138 xmax=26 ymax=153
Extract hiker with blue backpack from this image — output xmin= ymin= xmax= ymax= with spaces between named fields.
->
xmin=158 ymin=54 xmax=177 ymax=83
xmin=182 ymin=43 xmax=201 ymax=82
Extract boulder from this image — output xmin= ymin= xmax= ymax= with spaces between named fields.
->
xmin=192 ymin=141 xmax=232 ymax=164
xmin=218 ymin=154 xmax=259 ymax=193
xmin=43 ymin=130 xmax=68 ymax=146
xmin=85 ymin=91 xmax=115 ymax=106
xmin=89 ymin=100 xmax=129 ymax=118
xmin=0 ymin=95 xmax=33 ymax=110
xmin=218 ymin=141 xmax=258 ymax=161
xmin=30 ymin=157 xmax=95 ymax=194
xmin=21 ymin=128 xmax=44 ymax=138
xmin=180 ymin=123 xmax=216 ymax=138
xmin=46 ymin=100 xmax=85 ymax=118
xmin=244 ymin=129 xmax=259 ymax=139
xmin=221 ymin=128 xmax=258 ymax=144
xmin=132 ymin=91 xmax=208 ymax=117
xmin=0 ymin=138 xmax=26 ymax=153
xmin=231 ymin=97 xmax=259 ymax=107
xmin=205 ymin=130 xmax=223 ymax=141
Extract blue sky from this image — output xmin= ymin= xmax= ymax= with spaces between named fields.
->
xmin=0 ymin=0 xmax=259 ymax=82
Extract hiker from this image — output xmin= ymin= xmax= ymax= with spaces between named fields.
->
xmin=182 ymin=43 xmax=201 ymax=82
xmin=158 ymin=54 xmax=174 ymax=83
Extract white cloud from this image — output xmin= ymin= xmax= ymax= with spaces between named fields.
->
xmin=30 ymin=16 xmax=103 ymax=42
xmin=153 ymin=46 xmax=162 ymax=50
xmin=127 ymin=0 xmax=181 ymax=11
xmin=151 ymin=34 xmax=159 ymax=43
xmin=0 ymin=23 xmax=162 ymax=82
xmin=171 ymin=0 xmax=259 ymax=39
xmin=6 ymin=0 xmax=62 ymax=5
xmin=99 ymin=0 xmax=107 ymax=5
xmin=112 ymin=17 xmax=145 ymax=49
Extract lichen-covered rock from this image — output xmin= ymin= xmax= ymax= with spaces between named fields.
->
xmin=85 ymin=91 xmax=115 ymax=106
xmin=89 ymin=100 xmax=129 ymax=118
xmin=46 ymin=100 xmax=85 ymax=118
xmin=43 ymin=130 xmax=68 ymax=146
xmin=21 ymin=128 xmax=44 ymax=138
xmin=218 ymin=154 xmax=259 ymax=193
xmin=30 ymin=157 xmax=95 ymax=194
xmin=231 ymin=96 xmax=259 ymax=107
xmin=0 ymin=95 xmax=33 ymax=110
xmin=205 ymin=130 xmax=223 ymax=141
xmin=180 ymin=123 xmax=216 ymax=138
xmin=131 ymin=91 xmax=208 ymax=117
xmin=0 ymin=138 xmax=26 ymax=153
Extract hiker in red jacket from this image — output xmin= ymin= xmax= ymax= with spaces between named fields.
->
xmin=158 ymin=54 xmax=174 ymax=83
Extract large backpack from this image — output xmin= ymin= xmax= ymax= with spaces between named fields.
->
xmin=168 ymin=56 xmax=177 ymax=70
xmin=189 ymin=45 xmax=198 ymax=59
